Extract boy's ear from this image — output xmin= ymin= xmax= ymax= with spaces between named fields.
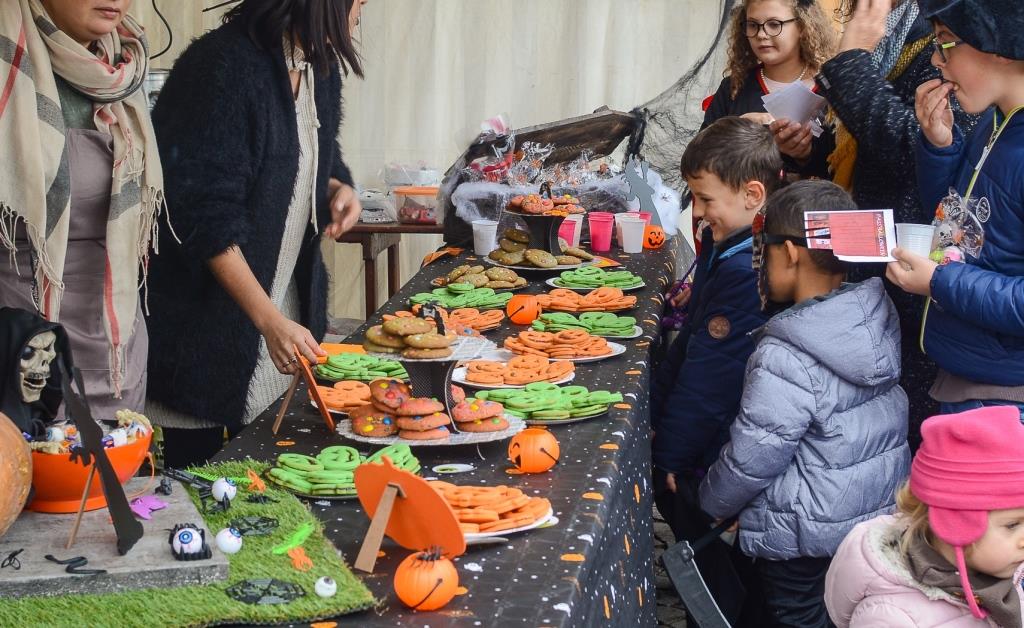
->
xmin=784 ymin=240 xmax=801 ymax=266
xmin=744 ymin=180 xmax=767 ymax=210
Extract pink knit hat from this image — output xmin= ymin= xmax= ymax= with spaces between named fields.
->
xmin=910 ymin=406 xmax=1024 ymax=619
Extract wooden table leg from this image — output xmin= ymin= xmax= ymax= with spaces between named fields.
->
xmin=387 ymin=242 xmax=401 ymax=299
xmin=363 ymin=238 xmax=377 ymax=320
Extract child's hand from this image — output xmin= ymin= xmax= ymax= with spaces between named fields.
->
xmin=770 ymin=119 xmax=812 ymax=162
xmin=666 ymin=281 xmax=692 ymax=308
xmin=665 ymin=472 xmax=677 ymax=493
xmin=886 ymin=248 xmax=938 ymax=297
xmin=838 ymin=0 xmax=890 ymax=54
xmin=713 ymin=519 xmax=739 ymax=534
xmin=740 ymin=112 xmax=774 ymax=126
xmin=915 ymin=79 xmax=955 ymax=148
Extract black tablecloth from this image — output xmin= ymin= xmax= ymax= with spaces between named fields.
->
xmin=215 ymin=243 xmax=684 ymax=627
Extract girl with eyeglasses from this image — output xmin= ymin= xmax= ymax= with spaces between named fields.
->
xmin=701 ymin=0 xmax=837 ymax=130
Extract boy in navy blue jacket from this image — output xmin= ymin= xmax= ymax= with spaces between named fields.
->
xmin=889 ymin=0 xmax=1024 ymax=417
xmin=651 ymin=117 xmax=781 ymax=624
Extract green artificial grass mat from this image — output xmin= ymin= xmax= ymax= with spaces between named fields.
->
xmin=0 ymin=459 xmax=377 ymax=628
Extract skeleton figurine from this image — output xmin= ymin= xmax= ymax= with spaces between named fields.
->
xmin=18 ymin=331 xmax=56 ymax=404
xmin=0 ymin=308 xmax=73 ymax=436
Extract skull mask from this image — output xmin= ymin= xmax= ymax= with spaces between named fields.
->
xmin=18 ymin=331 xmax=56 ymax=404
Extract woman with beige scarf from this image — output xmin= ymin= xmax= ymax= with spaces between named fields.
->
xmin=0 ymin=0 xmax=162 ymax=419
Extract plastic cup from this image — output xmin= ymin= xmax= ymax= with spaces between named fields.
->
xmin=637 ymin=212 xmax=652 ymax=225
xmin=557 ymin=219 xmax=576 ymax=247
xmin=615 ymin=212 xmax=641 ymax=246
xmin=588 ymin=213 xmax=614 ymax=252
xmin=896 ymin=223 xmax=936 ymax=258
xmin=564 ymin=214 xmax=584 ymax=247
xmin=620 ymin=217 xmax=646 ymax=254
xmin=472 ymin=220 xmax=499 ymax=256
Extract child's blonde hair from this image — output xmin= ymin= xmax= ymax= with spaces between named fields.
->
xmin=895 ymin=481 xmax=933 ymax=555
xmin=726 ymin=0 xmax=838 ymax=97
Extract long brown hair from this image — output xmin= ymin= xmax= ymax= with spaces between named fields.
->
xmin=726 ymin=0 xmax=837 ymax=97
xmin=225 ymin=0 xmax=364 ymax=77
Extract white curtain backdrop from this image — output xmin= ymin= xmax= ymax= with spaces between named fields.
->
xmin=137 ymin=0 xmax=728 ymax=321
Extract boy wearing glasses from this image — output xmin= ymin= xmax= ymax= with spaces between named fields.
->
xmin=700 ymin=180 xmax=910 ymax=627
xmin=887 ymin=0 xmax=1024 ymax=418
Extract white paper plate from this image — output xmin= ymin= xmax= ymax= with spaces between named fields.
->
xmin=464 ymin=508 xmax=555 ymax=540
xmin=451 ymin=366 xmax=576 ymax=389
xmin=335 ymin=415 xmax=525 ymax=446
xmin=532 ymin=324 xmax=643 ymax=340
xmin=482 ymin=257 xmax=596 ymax=272
xmin=545 ymin=277 xmax=646 ymax=292
xmin=489 ymin=342 xmax=627 ymax=364
xmin=309 ymin=398 xmax=351 ymax=417
xmin=524 ymin=408 xmax=609 ymax=426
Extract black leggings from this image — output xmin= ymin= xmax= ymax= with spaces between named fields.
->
xmin=161 ymin=426 xmax=227 ymax=469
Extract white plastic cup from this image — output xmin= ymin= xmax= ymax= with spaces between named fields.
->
xmin=564 ymin=214 xmax=584 ymax=248
xmin=615 ymin=212 xmax=641 ymax=246
xmin=472 ymin=220 xmax=499 ymax=256
xmin=620 ymin=216 xmax=646 ymax=254
xmin=896 ymin=223 xmax=936 ymax=259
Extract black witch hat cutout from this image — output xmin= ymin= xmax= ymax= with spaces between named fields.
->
xmin=59 ymin=360 xmax=143 ymax=555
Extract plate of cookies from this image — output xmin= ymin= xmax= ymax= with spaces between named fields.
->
xmin=502 ymin=330 xmax=627 ymax=363
xmin=428 ymin=480 xmax=555 ymax=538
xmin=363 ymin=319 xmax=496 ymax=361
xmin=451 ymin=354 xmax=576 ymax=389
xmin=431 ymin=264 xmax=528 ymax=291
xmin=309 ymin=381 xmax=372 ymax=415
xmin=336 ymin=378 xmax=526 ymax=445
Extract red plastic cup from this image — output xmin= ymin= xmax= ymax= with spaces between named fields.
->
xmin=638 ymin=212 xmax=652 ymax=224
xmin=557 ymin=219 xmax=576 ymax=245
xmin=588 ymin=213 xmax=614 ymax=252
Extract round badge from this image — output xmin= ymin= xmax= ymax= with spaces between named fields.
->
xmin=707 ymin=316 xmax=731 ymax=340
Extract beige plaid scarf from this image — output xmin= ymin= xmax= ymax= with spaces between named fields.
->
xmin=0 ymin=0 xmax=164 ymax=396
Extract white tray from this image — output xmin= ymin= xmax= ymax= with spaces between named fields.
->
xmin=464 ymin=508 xmax=555 ymax=540
xmin=482 ymin=257 xmax=595 ymax=272
xmin=496 ymin=342 xmax=627 ymax=364
xmin=362 ymin=335 xmax=496 ymax=363
xmin=546 ymin=277 xmax=646 ymax=292
xmin=335 ymin=415 xmax=525 ymax=446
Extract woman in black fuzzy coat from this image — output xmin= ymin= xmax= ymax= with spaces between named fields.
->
xmin=772 ymin=0 xmax=978 ymax=447
xmin=146 ymin=0 xmax=368 ymax=467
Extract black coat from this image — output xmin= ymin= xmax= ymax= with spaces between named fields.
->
xmin=814 ymin=15 xmax=980 ymax=446
xmin=147 ymin=18 xmax=354 ymax=431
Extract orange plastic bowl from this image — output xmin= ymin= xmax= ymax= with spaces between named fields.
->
xmin=27 ymin=433 xmax=151 ymax=513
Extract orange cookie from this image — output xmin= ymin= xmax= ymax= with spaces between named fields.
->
xmin=399 ymin=426 xmax=450 ymax=441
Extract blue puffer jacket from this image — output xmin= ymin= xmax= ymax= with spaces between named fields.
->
xmin=917 ymin=112 xmax=1024 ymax=386
xmin=651 ymin=227 xmax=767 ymax=474
xmin=700 ymin=278 xmax=911 ymax=560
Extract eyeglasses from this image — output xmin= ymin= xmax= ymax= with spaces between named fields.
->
xmin=933 ymin=39 xmax=964 ymax=63
xmin=743 ymin=18 xmax=797 ymax=38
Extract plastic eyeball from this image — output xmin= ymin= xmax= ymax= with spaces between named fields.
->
xmin=215 ymin=527 xmax=243 ymax=554
xmin=45 ymin=426 xmax=65 ymax=442
xmin=108 ymin=428 xmax=128 ymax=447
xmin=314 ymin=576 xmax=337 ymax=598
xmin=173 ymin=527 xmax=204 ymax=555
xmin=125 ymin=422 xmax=148 ymax=439
xmin=211 ymin=478 xmax=237 ymax=502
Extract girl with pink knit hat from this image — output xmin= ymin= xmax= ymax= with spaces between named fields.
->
xmin=825 ymin=406 xmax=1024 ymax=626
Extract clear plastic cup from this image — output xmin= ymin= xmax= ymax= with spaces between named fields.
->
xmin=896 ymin=223 xmax=936 ymax=258
xmin=472 ymin=220 xmax=499 ymax=256
xmin=588 ymin=213 xmax=614 ymax=252
xmin=620 ymin=217 xmax=646 ymax=254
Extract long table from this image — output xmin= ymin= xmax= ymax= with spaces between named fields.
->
xmin=215 ymin=242 xmax=682 ymax=626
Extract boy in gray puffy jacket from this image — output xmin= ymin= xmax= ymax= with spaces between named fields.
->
xmin=699 ymin=181 xmax=911 ymax=628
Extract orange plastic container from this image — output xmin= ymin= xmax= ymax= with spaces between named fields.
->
xmin=27 ymin=433 xmax=152 ymax=513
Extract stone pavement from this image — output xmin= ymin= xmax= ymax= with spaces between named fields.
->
xmin=654 ymin=506 xmax=689 ymax=627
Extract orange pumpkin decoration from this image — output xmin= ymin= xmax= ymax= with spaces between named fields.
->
xmin=393 ymin=547 xmax=459 ymax=610
xmin=0 ymin=412 xmax=31 ymax=538
xmin=643 ymin=225 xmax=666 ymax=249
xmin=508 ymin=427 xmax=560 ymax=473
xmin=506 ymin=294 xmax=542 ymax=325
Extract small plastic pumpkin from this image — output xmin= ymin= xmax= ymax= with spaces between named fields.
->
xmin=508 ymin=427 xmax=560 ymax=473
xmin=644 ymin=225 xmax=666 ymax=249
xmin=506 ymin=294 xmax=542 ymax=325
xmin=393 ymin=547 xmax=459 ymax=611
